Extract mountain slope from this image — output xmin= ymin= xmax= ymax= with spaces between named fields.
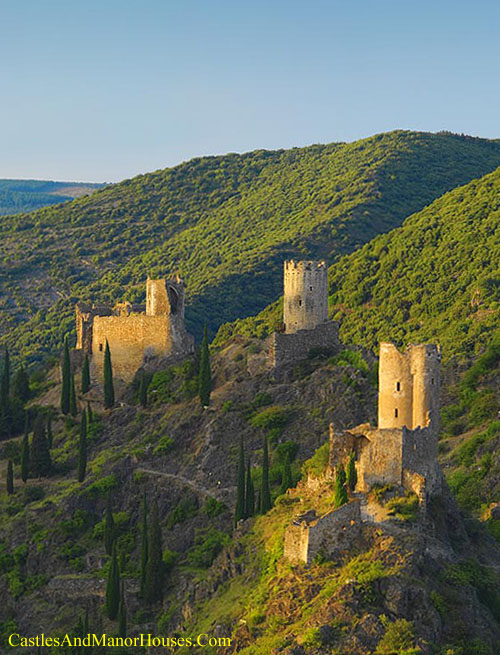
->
xmin=0 ymin=179 xmax=103 ymax=216
xmin=218 ymin=163 xmax=500 ymax=363
xmin=3 ymin=131 xmax=500 ymax=364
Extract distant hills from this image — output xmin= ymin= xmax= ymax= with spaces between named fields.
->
xmin=3 ymin=130 xmax=500 ymax=365
xmin=0 ymin=179 xmax=104 ymax=216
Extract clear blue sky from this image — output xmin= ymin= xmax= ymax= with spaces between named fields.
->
xmin=1 ymin=0 xmax=499 ymax=182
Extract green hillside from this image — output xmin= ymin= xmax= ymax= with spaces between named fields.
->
xmin=3 ymin=131 xmax=500 ymax=364
xmin=219 ymin=163 xmax=500 ymax=363
xmin=0 ymin=179 xmax=103 ymax=216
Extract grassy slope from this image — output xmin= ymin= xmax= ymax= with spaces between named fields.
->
xmin=3 ymin=131 xmax=500 ymax=364
xmin=218 ymin=163 xmax=500 ymax=363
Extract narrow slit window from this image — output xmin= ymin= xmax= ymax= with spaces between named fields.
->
xmin=99 ymin=343 xmax=103 ymax=352
xmin=396 ymin=381 xmax=401 ymax=391
xmin=394 ymin=408 xmax=398 ymax=418
xmin=431 ymin=377 xmax=434 ymax=385
xmin=309 ymin=286 xmax=313 ymax=291
xmin=298 ymin=299 xmax=302 ymax=306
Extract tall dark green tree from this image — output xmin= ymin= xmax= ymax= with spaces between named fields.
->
xmin=198 ymin=324 xmax=211 ymax=407
xmin=118 ymin=581 xmax=127 ymax=637
xmin=280 ymin=452 xmax=293 ymax=495
xmin=30 ymin=415 xmax=52 ymax=478
xmin=1 ymin=347 xmax=10 ymax=406
xmin=260 ymin=437 xmax=272 ymax=514
xmin=21 ymin=414 xmax=30 ymax=483
xmin=81 ymin=353 xmax=91 ymax=394
xmin=346 ymin=451 xmax=357 ymax=492
xmin=245 ymin=460 xmax=255 ymax=518
xmin=104 ymin=495 xmax=115 ymax=556
xmin=13 ymin=365 xmax=30 ymax=403
xmin=6 ymin=460 xmax=14 ymax=495
xmin=87 ymin=401 xmax=93 ymax=424
xmin=46 ymin=416 xmax=53 ymax=449
xmin=61 ymin=336 xmax=71 ymax=415
xmin=105 ymin=544 xmax=120 ymax=620
xmin=78 ymin=411 xmax=87 ymax=483
xmin=333 ymin=464 xmax=348 ymax=508
xmin=103 ymin=341 xmax=115 ymax=409
xmin=234 ymin=438 xmax=246 ymax=525
xmin=144 ymin=498 xmax=164 ymax=603
xmin=140 ymin=493 xmax=148 ymax=597
xmin=139 ymin=372 xmax=148 ymax=408
xmin=70 ymin=373 xmax=77 ymax=417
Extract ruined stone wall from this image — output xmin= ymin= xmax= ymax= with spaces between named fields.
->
xmin=283 ymin=260 xmax=328 ymax=333
xmin=271 ymin=321 xmax=339 ymax=369
xmin=91 ymin=315 xmax=171 ymax=382
xmin=283 ymin=522 xmax=310 ymax=565
xmin=284 ymin=501 xmax=361 ymax=565
xmin=401 ymin=425 xmax=440 ymax=495
xmin=410 ymin=344 xmax=441 ymax=431
xmin=355 ymin=427 xmax=404 ymax=492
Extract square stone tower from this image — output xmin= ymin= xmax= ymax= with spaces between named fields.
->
xmin=283 ymin=260 xmax=329 ymax=333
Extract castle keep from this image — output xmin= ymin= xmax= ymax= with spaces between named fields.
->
xmin=248 ymin=260 xmax=339 ymax=373
xmin=75 ymin=276 xmax=194 ymax=383
xmin=284 ymin=341 xmax=442 ymax=565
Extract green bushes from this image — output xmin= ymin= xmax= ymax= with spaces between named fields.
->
xmin=186 ymin=529 xmax=230 ymax=568
xmin=302 ymin=441 xmax=329 ymax=478
xmin=386 ymin=492 xmax=419 ymax=522
xmin=166 ymin=498 xmax=198 ymax=528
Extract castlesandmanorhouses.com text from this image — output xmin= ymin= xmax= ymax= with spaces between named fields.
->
xmin=9 ymin=633 xmax=232 ymax=649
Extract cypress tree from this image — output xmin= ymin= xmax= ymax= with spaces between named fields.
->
xmin=280 ymin=451 xmax=293 ymax=495
xmin=105 ymin=544 xmax=120 ymax=620
xmin=30 ymin=415 xmax=52 ymax=478
xmin=139 ymin=372 xmax=148 ymax=408
xmin=61 ymin=336 xmax=71 ymax=415
xmin=87 ymin=401 xmax=93 ymax=424
xmin=260 ymin=437 xmax=272 ymax=514
xmin=6 ymin=460 xmax=14 ymax=495
xmin=245 ymin=460 xmax=255 ymax=518
xmin=1 ymin=347 xmax=10 ymax=406
xmin=46 ymin=416 xmax=53 ymax=449
xmin=333 ymin=464 xmax=348 ymax=508
xmin=144 ymin=498 xmax=164 ymax=603
xmin=198 ymin=324 xmax=211 ymax=407
xmin=140 ymin=493 xmax=148 ymax=597
xmin=83 ymin=608 xmax=92 ymax=654
xmin=13 ymin=365 xmax=30 ymax=403
xmin=235 ymin=438 xmax=246 ymax=525
xmin=118 ymin=581 xmax=127 ymax=637
xmin=104 ymin=494 xmax=115 ymax=555
xmin=21 ymin=414 xmax=30 ymax=483
xmin=256 ymin=489 xmax=261 ymax=515
xmin=78 ymin=411 xmax=87 ymax=483
xmin=346 ymin=451 xmax=357 ymax=492
xmin=70 ymin=373 xmax=77 ymax=417
xmin=81 ymin=353 xmax=91 ymax=394
xmin=103 ymin=341 xmax=115 ymax=409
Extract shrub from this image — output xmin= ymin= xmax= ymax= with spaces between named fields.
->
xmin=166 ymin=498 xmax=198 ymax=528
xmin=153 ymin=435 xmax=174 ymax=456
xmin=249 ymin=406 xmax=290 ymax=432
xmin=203 ymin=497 xmax=226 ymax=518
xmin=302 ymin=441 xmax=329 ymax=478
xmin=375 ymin=618 xmax=420 ymax=654
xmin=186 ymin=528 xmax=230 ymax=568
xmin=386 ymin=492 xmax=419 ymax=521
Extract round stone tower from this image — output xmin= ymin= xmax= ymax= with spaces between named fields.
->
xmin=378 ymin=342 xmax=441 ymax=430
xmin=283 ymin=260 xmax=328 ymax=333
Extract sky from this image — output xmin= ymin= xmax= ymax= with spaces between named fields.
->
xmin=1 ymin=0 xmax=499 ymax=183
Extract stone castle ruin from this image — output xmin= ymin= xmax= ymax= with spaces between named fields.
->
xmin=285 ymin=341 xmax=443 ymax=565
xmin=75 ymin=276 xmax=194 ymax=383
xmin=248 ymin=260 xmax=339 ymax=374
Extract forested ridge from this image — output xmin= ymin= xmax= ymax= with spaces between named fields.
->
xmin=3 ymin=130 xmax=500 ymax=365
